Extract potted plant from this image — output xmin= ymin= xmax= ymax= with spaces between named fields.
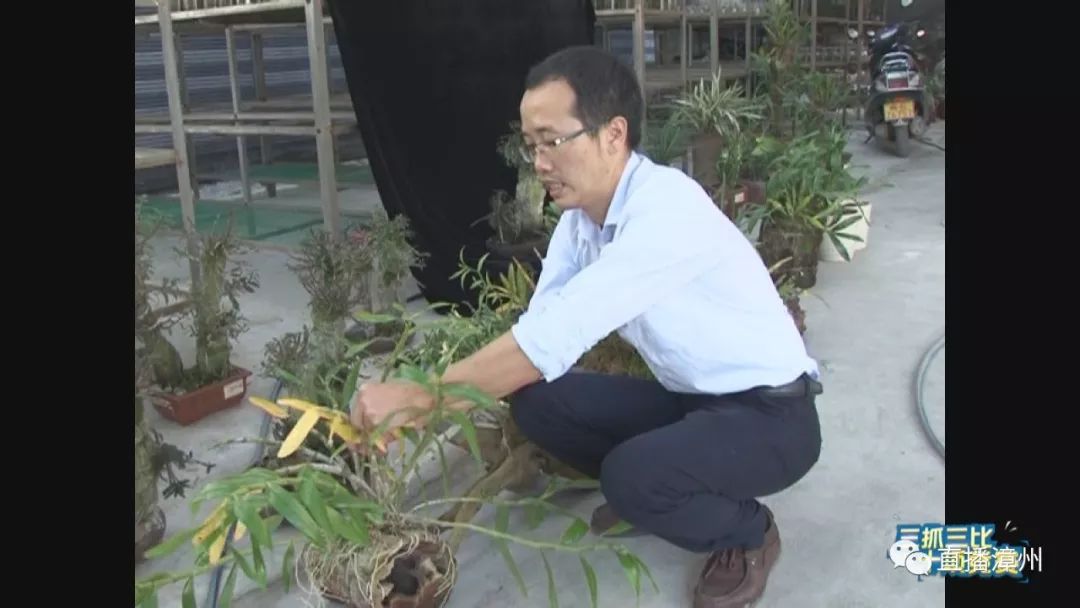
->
xmin=135 ymin=357 xmax=657 ymax=608
xmin=149 ymin=217 xmax=260 ymax=426
xmin=772 ymin=259 xmax=807 ymax=336
xmin=292 ymin=227 xmax=374 ymax=340
xmin=346 ymin=209 xmax=427 ymax=353
xmin=788 ymin=70 xmax=854 ymax=137
xmin=135 ymin=205 xmax=215 ymax=560
xmin=741 ymin=131 xmax=866 ymax=289
xmin=749 ymin=0 xmax=809 ymax=140
xmin=672 ymin=73 xmax=764 ymax=193
xmin=819 ymin=198 xmax=872 ymax=262
xmin=262 ymin=226 xmax=372 ymax=425
xmin=714 ymin=131 xmax=755 ymax=220
xmin=135 ymin=392 xmax=216 ymax=561
xmin=484 ymin=123 xmax=551 ymax=267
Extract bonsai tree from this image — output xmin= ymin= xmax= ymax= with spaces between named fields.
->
xmin=266 ymin=223 xmax=374 ymax=394
xmin=135 ymin=204 xmax=214 ymax=560
xmin=260 ymin=216 xmax=425 ymax=474
xmin=185 ymin=221 xmax=260 ymax=384
xmin=291 ymin=227 xmax=372 ymax=337
xmin=360 ymin=209 xmax=427 ymax=319
xmin=485 ymin=123 xmax=551 ymax=263
xmin=345 ymin=209 xmax=427 ymax=353
xmin=147 ymin=215 xmax=260 ymax=425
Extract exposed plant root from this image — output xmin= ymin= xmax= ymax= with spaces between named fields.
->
xmin=299 ymin=524 xmax=456 ymax=608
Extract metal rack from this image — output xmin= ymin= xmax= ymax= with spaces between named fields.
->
xmin=595 ymin=0 xmax=888 ymax=92
xmin=594 ymin=0 xmax=764 ymax=99
xmin=134 ymin=0 xmax=348 ymax=241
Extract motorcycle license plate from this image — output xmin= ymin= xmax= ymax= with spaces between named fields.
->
xmin=884 ymin=99 xmax=916 ymax=121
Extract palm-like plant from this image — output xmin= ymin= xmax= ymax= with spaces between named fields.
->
xmin=741 ymin=131 xmax=867 ymax=287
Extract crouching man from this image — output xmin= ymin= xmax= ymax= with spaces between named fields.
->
xmin=351 ymin=46 xmax=823 ymax=608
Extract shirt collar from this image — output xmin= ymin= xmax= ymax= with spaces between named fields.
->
xmin=602 ymin=151 xmax=645 ymax=231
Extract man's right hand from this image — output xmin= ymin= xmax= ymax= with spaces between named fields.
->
xmin=348 ymin=380 xmax=433 ymax=453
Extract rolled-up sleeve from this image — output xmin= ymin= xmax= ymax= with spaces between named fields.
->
xmin=512 ymin=198 xmax=722 ymax=381
xmin=526 ymin=211 xmax=578 ymax=314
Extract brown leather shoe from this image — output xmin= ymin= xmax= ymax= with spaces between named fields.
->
xmin=589 ymin=503 xmax=648 ymax=537
xmin=692 ymin=506 xmax=781 ymax=608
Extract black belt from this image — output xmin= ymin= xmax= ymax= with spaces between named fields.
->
xmin=752 ymin=374 xmax=823 ymax=398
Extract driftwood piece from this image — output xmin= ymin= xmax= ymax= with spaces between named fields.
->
xmin=441 ymin=409 xmax=589 ymax=549
xmin=437 ymin=340 xmax=651 ymax=536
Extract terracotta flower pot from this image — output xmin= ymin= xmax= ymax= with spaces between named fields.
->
xmin=152 ymin=367 xmax=253 ymax=426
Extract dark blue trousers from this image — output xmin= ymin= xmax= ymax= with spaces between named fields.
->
xmin=510 ymin=371 xmax=822 ymax=553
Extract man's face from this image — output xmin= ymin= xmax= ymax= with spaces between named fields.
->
xmin=519 ymin=79 xmax=617 ymax=211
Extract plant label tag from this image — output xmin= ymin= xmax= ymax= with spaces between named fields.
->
xmin=224 ymin=380 xmax=245 ymax=400
xmin=734 ymin=191 xmax=746 ymax=204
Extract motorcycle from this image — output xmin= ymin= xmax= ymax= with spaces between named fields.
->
xmin=848 ymin=20 xmax=935 ymax=157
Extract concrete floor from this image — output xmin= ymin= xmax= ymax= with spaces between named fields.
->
xmin=135 ymin=123 xmax=946 ymax=608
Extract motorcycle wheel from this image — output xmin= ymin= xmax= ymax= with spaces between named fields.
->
xmin=894 ymin=123 xmax=911 ymax=157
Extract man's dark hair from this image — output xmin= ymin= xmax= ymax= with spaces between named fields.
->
xmin=524 ymin=45 xmax=644 ymax=151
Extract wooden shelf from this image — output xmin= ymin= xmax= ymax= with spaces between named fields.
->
xmin=135 ymin=147 xmax=178 ymax=170
xmin=134 ymin=1 xmax=307 ymax=31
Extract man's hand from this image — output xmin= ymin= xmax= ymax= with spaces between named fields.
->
xmin=349 ymin=381 xmax=433 ymax=451
xmin=347 ymin=331 xmax=542 ymax=454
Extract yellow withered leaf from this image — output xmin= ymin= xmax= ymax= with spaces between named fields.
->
xmin=277 ymin=398 xmax=322 ymax=412
xmin=193 ymin=504 xmax=227 ymax=545
xmin=233 ymin=522 xmax=247 ymax=541
xmin=249 ymin=396 xmax=287 ymax=418
xmin=329 ymin=418 xmax=359 ymax=443
xmin=278 ymin=398 xmax=346 ymax=422
xmin=209 ymin=532 xmax=227 ymax=565
xmin=278 ymin=409 xmax=321 ymax=458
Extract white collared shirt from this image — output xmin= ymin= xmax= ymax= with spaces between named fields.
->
xmin=510 ymin=151 xmax=818 ymax=395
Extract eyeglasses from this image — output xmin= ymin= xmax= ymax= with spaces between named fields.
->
xmin=517 ymin=127 xmax=590 ymax=164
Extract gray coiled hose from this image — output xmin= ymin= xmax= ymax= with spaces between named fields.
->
xmin=915 ymin=333 xmax=945 ymax=460
xmin=205 ymin=378 xmax=285 ymax=608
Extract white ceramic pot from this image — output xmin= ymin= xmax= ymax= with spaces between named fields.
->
xmin=849 ymin=201 xmax=872 ymax=252
xmin=820 ymin=200 xmax=872 ymax=262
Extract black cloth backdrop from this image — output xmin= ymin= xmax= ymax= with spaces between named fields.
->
xmin=326 ymin=0 xmax=596 ymax=308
